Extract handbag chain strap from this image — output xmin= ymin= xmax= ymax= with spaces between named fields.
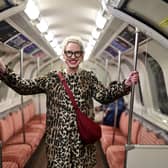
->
xmin=57 ymin=72 xmax=81 ymax=114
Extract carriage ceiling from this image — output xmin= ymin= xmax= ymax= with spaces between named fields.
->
xmin=0 ymin=0 xmax=121 ymax=63
xmin=0 ymin=0 xmax=167 ymax=67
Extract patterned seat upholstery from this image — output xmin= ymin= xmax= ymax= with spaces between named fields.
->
xmin=3 ymin=161 xmax=19 ymax=168
xmin=0 ymin=100 xmax=46 ymax=168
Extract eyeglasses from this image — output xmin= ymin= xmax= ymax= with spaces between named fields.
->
xmin=64 ymin=50 xmax=83 ymax=58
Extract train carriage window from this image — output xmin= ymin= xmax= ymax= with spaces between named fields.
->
xmin=118 ymin=25 xmax=148 ymax=45
xmin=122 ymin=0 xmax=168 ymax=39
xmin=5 ymin=33 xmax=31 ymax=50
xmin=111 ymin=37 xmax=132 ymax=52
xmin=0 ymin=21 xmax=19 ymax=43
xmin=140 ymin=52 xmax=168 ymax=115
xmin=23 ymin=43 xmax=39 ymax=55
xmin=105 ymin=46 xmax=118 ymax=57
xmin=0 ymin=0 xmax=15 ymax=12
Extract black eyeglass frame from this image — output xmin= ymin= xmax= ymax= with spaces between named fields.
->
xmin=64 ymin=50 xmax=84 ymax=58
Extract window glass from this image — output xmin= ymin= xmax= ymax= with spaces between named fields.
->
xmin=122 ymin=0 xmax=168 ymax=38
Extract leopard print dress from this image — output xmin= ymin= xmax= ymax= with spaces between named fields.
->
xmin=0 ymin=67 xmax=130 ymax=168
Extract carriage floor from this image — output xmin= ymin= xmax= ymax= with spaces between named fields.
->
xmin=25 ymin=138 xmax=109 ymax=168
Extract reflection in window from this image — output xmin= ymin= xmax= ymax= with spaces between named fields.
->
xmin=0 ymin=21 xmax=19 ymax=42
xmin=111 ymin=37 xmax=132 ymax=52
xmin=140 ymin=52 xmax=168 ymax=115
xmin=0 ymin=0 xmax=15 ymax=12
xmin=122 ymin=0 xmax=168 ymax=38
xmin=119 ymin=25 xmax=148 ymax=45
xmin=105 ymin=46 xmax=118 ymax=57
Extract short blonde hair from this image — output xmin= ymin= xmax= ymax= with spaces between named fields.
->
xmin=62 ymin=36 xmax=85 ymax=53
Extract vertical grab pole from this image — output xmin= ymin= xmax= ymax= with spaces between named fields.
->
xmin=125 ymin=27 xmax=139 ymax=168
xmin=37 ymin=57 xmax=42 ymax=123
xmin=105 ymin=58 xmax=109 ymax=87
xmin=20 ymin=48 xmax=26 ymax=143
xmin=117 ymin=51 xmax=121 ymax=82
xmin=112 ymin=50 xmax=121 ymax=144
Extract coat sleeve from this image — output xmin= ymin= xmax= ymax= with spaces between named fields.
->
xmin=0 ymin=66 xmax=51 ymax=95
xmin=90 ymin=71 xmax=130 ymax=104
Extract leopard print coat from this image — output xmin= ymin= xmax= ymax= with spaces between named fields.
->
xmin=0 ymin=67 xmax=130 ymax=168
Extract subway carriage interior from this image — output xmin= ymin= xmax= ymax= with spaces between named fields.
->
xmin=0 ymin=0 xmax=168 ymax=168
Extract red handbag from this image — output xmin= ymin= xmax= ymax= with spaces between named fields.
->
xmin=58 ymin=72 xmax=101 ymax=144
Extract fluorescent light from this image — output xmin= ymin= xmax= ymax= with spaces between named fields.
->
xmin=50 ymin=39 xmax=58 ymax=48
xmin=163 ymin=119 xmax=168 ymax=123
xmin=89 ymin=38 xmax=96 ymax=46
xmin=54 ymin=45 xmax=62 ymax=56
xmin=44 ymin=32 xmax=54 ymax=42
xmin=85 ymin=46 xmax=93 ymax=55
xmin=84 ymin=45 xmax=94 ymax=61
xmin=24 ymin=0 xmax=40 ymax=20
xmin=84 ymin=51 xmax=92 ymax=61
xmin=36 ymin=19 xmax=48 ymax=33
xmin=84 ymin=54 xmax=90 ymax=61
xmin=92 ymin=29 xmax=101 ymax=39
xmin=96 ymin=11 xmax=107 ymax=29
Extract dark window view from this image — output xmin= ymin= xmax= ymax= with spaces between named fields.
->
xmin=119 ymin=25 xmax=148 ymax=45
xmin=0 ymin=0 xmax=15 ymax=12
xmin=111 ymin=37 xmax=131 ymax=52
xmin=24 ymin=43 xmax=39 ymax=55
xmin=141 ymin=52 xmax=168 ymax=115
xmin=105 ymin=24 xmax=149 ymax=59
xmin=105 ymin=46 xmax=118 ymax=57
xmin=0 ymin=21 xmax=19 ymax=42
xmin=6 ymin=33 xmax=31 ymax=50
xmin=122 ymin=0 xmax=168 ymax=38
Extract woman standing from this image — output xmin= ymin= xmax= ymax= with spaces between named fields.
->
xmin=0 ymin=36 xmax=138 ymax=168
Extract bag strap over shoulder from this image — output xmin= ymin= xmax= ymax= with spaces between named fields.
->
xmin=57 ymin=72 xmax=81 ymax=114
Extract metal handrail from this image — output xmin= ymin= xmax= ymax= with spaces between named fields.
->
xmin=112 ymin=50 xmax=121 ymax=144
xmin=125 ymin=27 xmax=139 ymax=168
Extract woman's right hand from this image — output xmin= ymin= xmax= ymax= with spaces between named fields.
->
xmin=124 ymin=71 xmax=139 ymax=87
xmin=0 ymin=58 xmax=6 ymax=74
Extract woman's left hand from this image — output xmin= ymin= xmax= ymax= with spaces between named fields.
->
xmin=124 ymin=71 xmax=139 ymax=87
